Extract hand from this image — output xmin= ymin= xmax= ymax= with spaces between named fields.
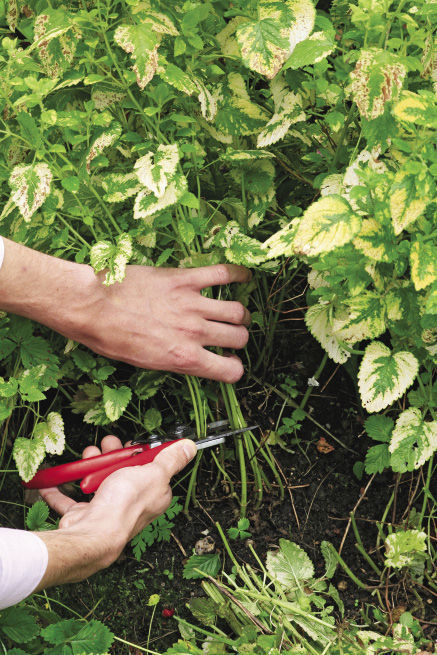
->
xmin=35 ymin=435 xmax=196 ymax=587
xmin=75 ymin=264 xmax=252 ymax=383
xmin=0 ymin=239 xmax=252 ymax=383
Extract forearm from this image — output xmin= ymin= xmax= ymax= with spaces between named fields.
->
xmin=34 ymin=524 xmax=125 ymax=590
xmin=0 ymin=237 xmax=98 ymax=339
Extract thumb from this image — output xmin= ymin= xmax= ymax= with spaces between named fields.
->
xmin=152 ymin=439 xmax=197 ymax=480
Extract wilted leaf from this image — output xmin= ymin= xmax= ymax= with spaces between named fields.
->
xmin=34 ymin=411 xmax=65 ymax=455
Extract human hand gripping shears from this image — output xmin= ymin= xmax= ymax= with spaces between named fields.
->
xmin=23 ymin=420 xmax=258 ymax=494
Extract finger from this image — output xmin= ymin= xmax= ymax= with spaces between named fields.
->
xmin=152 ymin=439 xmax=197 ymax=481
xmin=203 ymin=321 xmax=249 ymax=349
xmin=101 ymin=435 xmax=123 ymax=453
xmin=188 ymin=264 xmax=251 ymax=290
xmin=82 ymin=445 xmax=101 ymax=459
xmin=197 ymin=297 xmax=251 ymax=326
xmin=39 ymin=486 xmax=77 ymax=516
xmin=192 ymin=350 xmax=244 ymax=384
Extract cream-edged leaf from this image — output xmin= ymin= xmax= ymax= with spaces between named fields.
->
xmin=102 ymin=172 xmax=142 ymax=203
xmin=236 ymin=7 xmax=290 ymax=79
xmin=157 ymin=58 xmax=197 ymax=95
xmin=214 ymin=73 xmax=270 ymax=136
xmin=103 ymin=385 xmax=132 ymax=422
xmin=263 ymin=217 xmax=300 ymax=259
xmin=133 ymin=174 xmax=187 ymax=221
xmin=389 ymin=408 xmax=437 ymax=472
xmin=410 ymin=239 xmax=437 ymax=291
xmin=293 ymin=195 xmax=360 ymax=257
xmin=13 ymin=437 xmax=46 ymax=483
xmin=86 ymin=123 xmax=122 ymax=173
xmin=390 ymin=171 xmax=431 ymax=235
xmin=114 ymin=24 xmax=160 ymax=90
xmin=385 ymin=530 xmax=427 ymax=569
xmin=90 ymin=233 xmax=133 ymax=286
xmin=285 ymin=31 xmax=334 ymax=69
xmin=34 ymin=412 xmax=65 ymax=456
xmin=257 ymin=77 xmax=306 ymax=147
xmin=358 ymin=342 xmax=419 ymax=413
xmin=287 ymin=0 xmax=316 ymax=57
xmin=305 ymin=302 xmax=351 ymax=364
xmin=194 ymin=79 xmax=217 ymax=122
xmin=134 ymin=144 xmax=180 ymax=198
xmin=9 ymin=163 xmax=52 ymax=221
xmin=213 ymin=221 xmax=267 ymax=266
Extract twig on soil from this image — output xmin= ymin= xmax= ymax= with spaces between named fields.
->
xmin=338 ymin=474 xmax=376 ymax=556
xmin=171 ymin=532 xmax=187 ymax=558
xmin=302 ymin=467 xmax=337 ymax=534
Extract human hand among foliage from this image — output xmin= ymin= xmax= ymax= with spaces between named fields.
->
xmin=34 ymin=435 xmax=196 ymax=589
xmin=0 ymin=238 xmax=251 ymax=382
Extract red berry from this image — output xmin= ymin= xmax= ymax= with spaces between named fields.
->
xmin=162 ymin=608 xmax=175 ymax=618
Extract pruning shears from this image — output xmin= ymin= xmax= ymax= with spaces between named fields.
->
xmin=23 ymin=420 xmax=258 ymax=494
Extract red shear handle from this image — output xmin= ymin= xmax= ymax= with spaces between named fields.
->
xmin=23 ymin=444 xmax=147 ymax=490
xmin=80 ymin=440 xmax=178 ymax=494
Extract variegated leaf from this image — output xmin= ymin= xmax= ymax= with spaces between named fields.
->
xmin=213 ymin=221 xmax=267 ymax=266
xmin=132 ymin=10 xmax=178 ymax=36
xmin=220 ymin=149 xmax=275 ymax=161
xmin=90 ymin=233 xmax=133 ymax=286
xmin=287 ymin=0 xmax=316 ymax=57
xmin=34 ymin=412 xmax=65 ymax=456
xmin=338 ymin=292 xmax=386 ymax=343
xmin=157 ymin=58 xmax=197 ymax=95
xmin=133 ymin=174 xmax=187 ymax=222
xmin=9 ymin=163 xmax=52 ymax=221
xmin=257 ymin=76 xmax=306 ymax=147
xmin=114 ymin=24 xmax=160 ymax=89
xmin=92 ymin=88 xmax=126 ymax=111
xmin=410 ymin=239 xmax=437 ymax=291
xmin=305 ymin=301 xmax=351 ymax=364
xmin=214 ymin=73 xmax=270 ymax=136
xmin=353 ymin=218 xmax=395 ymax=263
xmin=194 ymin=79 xmax=218 ymax=122
xmin=285 ymin=31 xmax=334 ymax=69
xmin=134 ymin=144 xmax=180 ymax=198
xmin=393 ymin=91 xmax=436 ymax=127
xmin=216 ymin=16 xmax=249 ymax=58
xmin=86 ymin=123 xmax=122 ymax=173
xmin=247 ymin=186 xmax=276 ymax=228
xmin=390 ymin=171 xmax=431 ymax=235
xmin=293 ymin=195 xmax=360 ymax=257
xmin=102 ymin=172 xmax=142 ymax=203
xmin=348 ymin=49 xmax=406 ymax=120
xmin=34 ymin=9 xmax=79 ymax=78
xmin=103 ymin=385 xmax=132 ymax=422
xmin=358 ymin=342 xmax=419 ymax=413
xmin=389 ymin=408 xmax=437 ymax=472
xmin=12 ymin=437 xmax=46 ymax=483
xmin=385 ymin=530 xmax=427 ymax=569
xmin=320 ymin=174 xmax=343 ymax=197
xmin=263 ymin=217 xmax=300 ymax=259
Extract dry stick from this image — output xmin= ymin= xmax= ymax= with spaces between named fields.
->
xmin=338 ymin=474 xmax=376 ymax=556
xmin=320 ymin=364 xmax=340 ymax=394
xmin=302 ymin=466 xmax=337 ymax=534
xmin=170 ymin=532 xmax=187 ymax=558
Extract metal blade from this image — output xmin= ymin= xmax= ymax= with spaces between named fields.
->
xmin=195 ymin=425 xmax=258 ymax=450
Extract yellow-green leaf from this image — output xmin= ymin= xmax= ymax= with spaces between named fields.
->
xmin=410 ymin=239 xmax=437 ymax=291
xmin=389 ymin=408 xmax=437 ymax=472
xmin=358 ymin=341 xmax=419 ymax=413
xmin=390 ymin=171 xmax=431 ymax=235
xmin=294 ymin=195 xmax=360 ymax=257
xmin=305 ymin=301 xmax=351 ymax=364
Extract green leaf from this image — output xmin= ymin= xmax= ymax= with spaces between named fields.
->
xmin=12 ymin=437 xmax=46 ymax=483
xmin=364 ymin=443 xmax=391 ymax=474
xmin=285 ymin=31 xmax=334 ymax=69
xmin=320 ymin=540 xmax=337 ymax=579
xmin=183 ymin=553 xmax=221 ymax=579
xmin=61 ymin=176 xmax=80 ymax=193
xmin=16 ymin=111 xmax=42 ymax=149
xmin=114 ymin=23 xmax=160 ymax=89
xmin=20 ymin=336 xmax=52 ymax=368
xmin=0 ymin=606 xmax=39 ymax=643
xmin=70 ymin=349 xmax=96 ymax=372
xmin=384 ymin=530 xmax=427 ymax=569
xmin=188 ymin=597 xmax=218 ymax=627
xmin=389 ymin=408 xmax=437 ymax=473
xmin=358 ymin=342 xmax=419 ymax=413
xmin=144 ymin=407 xmax=162 ymax=432
xmin=26 ymin=499 xmax=51 ymax=531
xmin=41 ymin=618 xmax=113 ymax=653
xmin=294 ymin=195 xmax=361 ymax=257
xmin=266 ymin=539 xmax=314 ymax=588
xmin=0 ymin=376 xmax=18 ymax=398
xmin=9 ymin=163 xmax=52 ymax=221
xmin=365 ymin=415 xmax=394 ymax=442
xmin=90 ymin=233 xmax=132 ymax=286
xmin=103 ymin=385 xmax=132 ymax=421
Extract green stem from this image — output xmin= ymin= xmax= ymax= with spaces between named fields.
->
xmin=351 ymin=511 xmax=382 ymax=576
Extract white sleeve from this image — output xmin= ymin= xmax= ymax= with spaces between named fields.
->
xmin=0 ymin=528 xmax=48 ymax=609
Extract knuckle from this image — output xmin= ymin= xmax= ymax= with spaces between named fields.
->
xmin=231 ymin=302 xmax=246 ymax=324
xmin=169 ymin=343 xmax=200 ymax=371
xmin=213 ymin=264 xmax=231 ymax=285
xmin=180 ymin=319 xmax=204 ymax=340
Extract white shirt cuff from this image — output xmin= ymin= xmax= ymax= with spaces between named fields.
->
xmin=0 ymin=528 xmax=48 ymax=609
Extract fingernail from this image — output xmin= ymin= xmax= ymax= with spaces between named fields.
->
xmin=183 ymin=440 xmax=197 ymax=461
